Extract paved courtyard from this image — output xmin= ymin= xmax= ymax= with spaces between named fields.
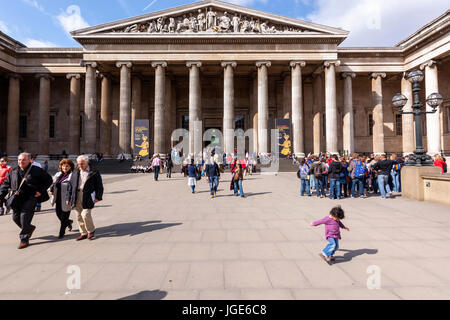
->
xmin=1 ymin=172 xmax=450 ymax=300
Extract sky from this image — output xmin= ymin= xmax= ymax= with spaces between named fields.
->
xmin=0 ymin=0 xmax=448 ymax=48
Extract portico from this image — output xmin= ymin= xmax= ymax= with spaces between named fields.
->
xmin=0 ymin=0 xmax=449 ymax=159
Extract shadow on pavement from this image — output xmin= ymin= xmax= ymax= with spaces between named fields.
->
xmin=118 ymin=290 xmax=167 ymax=300
xmin=95 ymin=220 xmax=182 ymax=238
xmin=245 ymin=192 xmax=273 ymax=197
xmin=332 ymin=248 xmax=378 ymax=264
xmin=107 ymin=189 xmax=138 ymax=194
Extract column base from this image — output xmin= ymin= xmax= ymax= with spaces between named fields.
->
xmin=294 ymin=153 xmax=306 ymax=159
xmin=374 ymin=152 xmax=386 ymax=156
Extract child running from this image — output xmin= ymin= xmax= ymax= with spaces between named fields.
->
xmin=310 ymin=205 xmax=350 ymax=264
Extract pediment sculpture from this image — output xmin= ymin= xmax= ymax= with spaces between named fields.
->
xmin=109 ymin=7 xmax=309 ymax=35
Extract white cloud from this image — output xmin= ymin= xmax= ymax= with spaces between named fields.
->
xmin=22 ymin=0 xmax=48 ymax=14
xmin=0 ymin=21 xmax=9 ymax=34
xmin=24 ymin=38 xmax=58 ymax=47
xmin=306 ymin=0 xmax=449 ymax=46
xmin=57 ymin=5 xmax=90 ymax=34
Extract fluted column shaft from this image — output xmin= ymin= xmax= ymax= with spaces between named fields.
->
xmin=100 ymin=74 xmax=112 ymax=156
xmin=117 ymin=62 xmax=132 ymax=156
xmin=67 ymin=74 xmax=81 ymax=155
xmin=252 ymin=75 xmax=258 ymax=154
xmin=84 ymin=62 xmax=98 ymax=154
xmin=371 ymin=73 xmax=386 ymax=155
xmin=313 ymin=74 xmax=323 ymax=155
xmin=6 ymin=74 xmax=21 ymax=156
xmin=152 ymin=62 xmax=167 ymax=155
xmin=131 ymin=76 xmax=142 ymax=155
xmin=222 ymin=61 xmax=236 ymax=155
xmin=187 ymin=62 xmax=202 ymax=156
xmin=401 ymin=74 xmax=415 ymax=155
xmin=421 ymin=61 xmax=441 ymax=155
xmin=342 ymin=73 xmax=356 ymax=155
xmin=37 ymin=74 xmax=52 ymax=155
xmin=324 ymin=61 xmax=339 ymax=155
xmin=290 ymin=61 xmax=306 ymax=157
xmin=256 ymin=61 xmax=271 ymax=154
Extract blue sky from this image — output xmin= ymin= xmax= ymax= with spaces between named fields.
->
xmin=0 ymin=0 xmax=448 ymax=47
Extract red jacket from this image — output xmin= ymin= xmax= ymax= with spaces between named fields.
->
xmin=434 ymin=159 xmax=446 ymax=174
xmin=0 ymin=165 xmax=12 ymax=185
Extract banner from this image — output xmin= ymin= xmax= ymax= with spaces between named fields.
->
xmin=134 ymin=120 xmax=150 ymax=159
xmin=275 ymin=119 xmax=291 ymax=158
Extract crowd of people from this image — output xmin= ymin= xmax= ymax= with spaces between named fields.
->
xmin=0 ymin=153 xmax=104 ymax=249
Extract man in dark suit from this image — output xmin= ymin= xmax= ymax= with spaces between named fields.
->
xmin=0 ymin=153 xmax=53 ymax=249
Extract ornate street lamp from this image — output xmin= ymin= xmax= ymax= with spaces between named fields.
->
xmin=392 ymin=69 xmax=443 ymax=166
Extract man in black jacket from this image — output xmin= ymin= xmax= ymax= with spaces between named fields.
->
xmin=67 ymin=155 xmax=104 ymax=241
xmin=205 ymin=158 xmax=221 ymax=198
xmin=373 ymin=155 xmax=397 ymax=199
xmin=0 ymin=153 xmax=52 ymax=249
xmin=328 ymin=155 xmax=343 ymax=199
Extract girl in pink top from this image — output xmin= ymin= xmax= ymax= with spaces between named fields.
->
xmin=311 ymin=206 xmax=350 ymax=264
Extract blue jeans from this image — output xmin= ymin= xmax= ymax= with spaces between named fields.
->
xmin=329 ymin=179 xmax=341 ymax=199
xmin=233 ymin=180 xmax=244 ymax=196
xmin=391 ymin=171 xmax=401 ymax=192
xmin=154 ymin=166 xmax=160 ymax=181
xmin=310 ymin=176 xmax=316 ymax=190
xmin=316 ymin=176 xmax=325 ymax=197
xmin=300 ymin=178 xmax=311 ymax=196
xmin=322 ymin=238 xmax=339 ymax=258
xmin=351 ymin=178 xmax=364 ymax=197
xmin=209 ymin=176 xmax=219 ymax=195
xmin=372 ymin=176 xmax=379 ymax=194
xmin=377 ymin=174 xmax=392 ymax=198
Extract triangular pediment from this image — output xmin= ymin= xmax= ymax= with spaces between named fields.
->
xmin=72 ymin=0 xmax=348 ymax=38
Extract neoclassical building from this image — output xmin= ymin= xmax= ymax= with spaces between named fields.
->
xmin=0 ymin=0 xmax=449 ymax=158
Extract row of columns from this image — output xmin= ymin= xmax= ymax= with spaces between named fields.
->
xmin=4 ymin=60 xmax=442 ymax=157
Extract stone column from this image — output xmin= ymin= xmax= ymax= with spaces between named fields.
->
xmin=324 ymin=61 xmax=340 ymax=155
xmin=222 ymin=61 xmax=237 ymax=155
xmin=100 ymin=74 xmax=112 ymax=156
xmin=6 ymin=74 xmax=21 ymax=156
xmin=420 ymin=60 xmax=441 ymax=155
xmin=290 ymin=61 xmax=306 ymax=157
xmin=131 ymin=75 xmax=142 ymax=155
xmin=116 ymin=62 xmax=132 ymax=157
xmin=152 ymin=61 xmax=167 ymax=156
xmin=401 ymin=73 xmax=415 ymax=156
xmin=37 ymin=74 xmax=52 ymax=155
xmin=251 ymin=74 xmax=258 ymax=154
xmin=370 ymin=72 xmax=386 ymax=155
xmin=313 ymin=74 xmax=323 ymax=155
xmin=67 ymin=74 xmax=81 ymax=155
xmin=186 ymin=61 xmax=202 ymax=156
xmin=84 ymin=61 xmax=98 ymax=154
xmin=165 ymin=76 xmax=173 ymax=150
xmin=256 ymin=61 xmax=271 ymax=154
xmin=341 ymin=72 xmax=356 ymax=155
xmin=283 ymin=73 xmax=291 ymax=119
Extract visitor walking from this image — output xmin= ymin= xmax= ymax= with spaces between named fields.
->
xmin=50 ymin=159 xmax=75 ymax=239
xmin=151 ymin=154 xmax=162 ymax=181
xmin=0 ymin=157 xmax=12 ymax=216
xmin=206 ymin=158 xmax=221 ymax=198
xmin=0 ymin=153 xmax=53 ymax=249
xmin=67 ymin=155 xmax=104 ymax=241
xmin=310 ymin=205 xmax=350 ymax=265
xmin=166 ymin=154 xmax=173 ymax=178
xmin=233 ymin=163 xmax=245 ymax=197
xmin=187 ymin=159 xmax=197 ymax=193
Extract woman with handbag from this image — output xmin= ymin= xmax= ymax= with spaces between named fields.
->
xmin=49 ymin=159 xmax=75 ymax=239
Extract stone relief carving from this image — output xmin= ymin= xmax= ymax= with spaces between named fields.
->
xmin=110 ymin=7 xmax=308 ymax=34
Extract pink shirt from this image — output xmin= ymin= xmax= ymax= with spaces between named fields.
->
xmin=151 ymin=158 xmax=162 ymax=167
xmin=312 ymin=216 xmax=346 ymax=240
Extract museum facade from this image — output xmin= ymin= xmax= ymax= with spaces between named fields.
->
xmin=0 ymin=0 xmax=449 ymax=158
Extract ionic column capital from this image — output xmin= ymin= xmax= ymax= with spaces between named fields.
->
xmin=66 ymin=73 xmax=81 ymax=80
xmin=369 ymin=72 xmax=386 ymax=79
xmin=35 ymin=73 xmax=54 ymax=81
xmin=116 ymin=61 xmax=133 ymax=69
xmin=151 ymin=61 xmax=168 ymax=68
xmin=186 ymin=61 xmax=202 ymax=68
xmin=221 ymin=61 xmax=237 ymax=68
xmin=7 ymin=73 xmax=22 ymax=81
xmin=82 ymin=61 xmax=98 ymax=68
xmin=290 ymin=60 xmax=306 ymax=68
xmin=324 ymin=60 xmax=340 ymax=68
xmin=420 ymin=60 xmax=438 ymax=70
xmin=256 ymin=61 xmax=271 ymax=68
xmin=341 ymin=72 xmax=356 ymax=79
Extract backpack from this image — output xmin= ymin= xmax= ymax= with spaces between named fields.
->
xmin=313 ymin=164 xmax=323 ymax=178
xmin=393 ymin=163 xmax=402 ymax=171
xmin=322 ymin=163 xmax=329 ymax=175
xmin=353 ymin=160 xmax=366 ymax=178
xmin=298 ymin=164 xmax=309 ymax=179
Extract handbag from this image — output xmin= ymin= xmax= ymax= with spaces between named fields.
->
xmin=5 ymin=165 xmax=32 ymax=210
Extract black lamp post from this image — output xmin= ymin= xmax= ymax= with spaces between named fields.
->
xmin=392 ymin=69 xmax=443 ymax=166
